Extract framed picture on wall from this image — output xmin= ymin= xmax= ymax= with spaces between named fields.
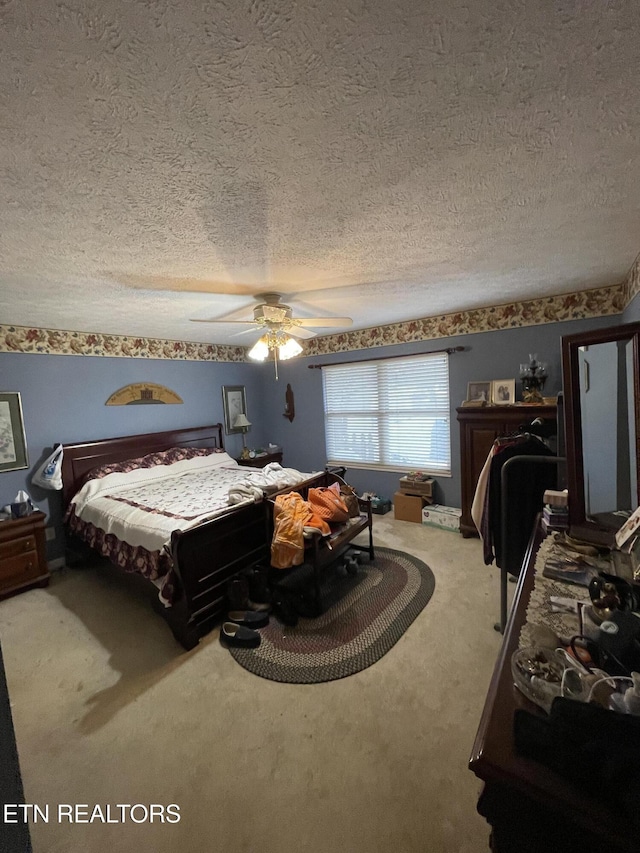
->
xmin=0 ymin=391 xmax=29 ymax=472
xmin=491 ymin=379 xmax=516 ymax=405
xmin=222 ymin=385 xmax=248 ymax=434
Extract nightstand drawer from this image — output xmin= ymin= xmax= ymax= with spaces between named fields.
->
xmin=1 ymin=550 xmax=40 ymax=585
xmin=0 ymin=534 xmax=37 ymax=560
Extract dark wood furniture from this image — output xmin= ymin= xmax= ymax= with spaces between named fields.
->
xmin=561 ymin=321 xmax=640 ymax=547
xmin=61 ymin=425 xmax=339 ymax=650
xmin=456 ymin=405 xmax=557 ymax=537
xmin=469 ymin=522 xmax=636 ymax=853
xmin=269 ymin=494 xmax=374 ymax=611
xmin=61 ymin=424 xmax=225 ymax=509
xmin=268 ymin=472 xmax=375 ymax=612
xmin=0 ymin=511 xmax=49 ymax=599
xmin=237 ymin=450 xmax=283 ymax=468
xmin=304 ymin=496 xmax=374 ymax=610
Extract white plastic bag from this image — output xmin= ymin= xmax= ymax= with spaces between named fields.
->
xmin=32 ymin=445 xmax=64 ymax=491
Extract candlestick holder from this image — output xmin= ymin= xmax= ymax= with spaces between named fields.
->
xmin=519 ymin=354 xmax=547 ymax=403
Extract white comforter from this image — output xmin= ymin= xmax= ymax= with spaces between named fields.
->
xmin=70 ymin=452 xmax=313 ymax=554
xmin=227 ymin=462 xmax=310 ymax=504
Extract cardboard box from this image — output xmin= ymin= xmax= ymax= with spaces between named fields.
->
xmin=393 ymin=491 xmax=424 ymax=523
xmin=398 ymin=476 xmax=434 ymax=498
xmin=421 ymin=504 xmax=462 ymax=532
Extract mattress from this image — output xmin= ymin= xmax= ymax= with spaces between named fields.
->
xmin=64 ymin=449 xmax=314 ymax=603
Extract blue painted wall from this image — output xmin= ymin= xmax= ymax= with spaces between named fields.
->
xmin=0 ymin=353 xmax=269 ymax=558
xmin=623 ymin=292 xmax=640 ymax=323
xmin=257 ymin=315 xmax=621 ymax=506
xmin=0 ymin=312 xmax=623 ymax=558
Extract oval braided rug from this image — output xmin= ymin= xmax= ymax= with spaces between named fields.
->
xmin=228 ymin=548 xmax=435 ymax=683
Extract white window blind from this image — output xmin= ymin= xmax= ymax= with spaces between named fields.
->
xmin=322 ymin=352 xmax=451 ymax=475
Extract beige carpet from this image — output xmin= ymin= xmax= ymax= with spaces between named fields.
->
xmin=1 ymin=515 xmax=504 ymax=853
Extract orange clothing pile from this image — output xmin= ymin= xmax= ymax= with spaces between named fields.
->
xmin=271 ymin=492 xmax=331 ymax=569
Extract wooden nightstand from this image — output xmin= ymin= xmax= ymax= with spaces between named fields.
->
xmin=0 ymin=511 xmax=50 ymax=600
xmin=237 ymin=450 xmax=283 ymax=468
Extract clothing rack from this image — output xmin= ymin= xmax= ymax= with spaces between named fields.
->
xmin=496 ymin=454 xmax=564 ymax=633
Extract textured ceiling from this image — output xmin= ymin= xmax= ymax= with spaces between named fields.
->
xmin=1 ymin=0 xmax=639 ymax=346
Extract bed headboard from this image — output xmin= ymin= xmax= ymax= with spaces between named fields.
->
xmin=61 ymin=424 xmax=224 ymax=509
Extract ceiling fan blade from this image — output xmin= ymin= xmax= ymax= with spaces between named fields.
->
xmin=296 ymin=317 xmax=353 ymax=328
xmin=289 ymin=327 xmax=316 ymax=340
xmin=189 ymin=318 xmax=255 ymax=325
xmin=230 ymin=327 xmax=262 ymax=338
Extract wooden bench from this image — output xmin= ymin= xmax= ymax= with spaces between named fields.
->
xmin=303 ymin=496 xmax=375 ymax=610
xmin=267 ymin=484 xmax=375 ymax=613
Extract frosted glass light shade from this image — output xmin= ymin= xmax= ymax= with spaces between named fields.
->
xmin=278 ymin=337 xmax=303 ymax=360
xmin=248 ymin=337 xmax=269 ymax=361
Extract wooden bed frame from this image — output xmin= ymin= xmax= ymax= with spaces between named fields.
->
xmin=61 ymin=424 xmax=337 ymax=650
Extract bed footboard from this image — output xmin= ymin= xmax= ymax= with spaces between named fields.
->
xmin=165 ymin=469 xmax=337 ymax=649
xmin=167 ymin=501 xmax=269 ymax=648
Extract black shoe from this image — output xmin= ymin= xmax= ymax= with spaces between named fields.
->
xmin=228 ymin=573 xmax=271 ymax=613
xmin=227 ymin=577 xmax=250 ymax=610
xmin=227 ymin=610 xmax=269 ymax=629
xmin=220 ymin=622 xmax=261 ymax=648
xmin=272 ymin=594 xmax=299 ymax=627
xmin=248 ymin=564 xmax=273 ymax=605
xmin=289 ymin=591 xmax=319 ymax=618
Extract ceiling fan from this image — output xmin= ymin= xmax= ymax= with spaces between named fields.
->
xmin=191 ymin=292 xmax=353 ymax=378
xmin=191 ymin=292 xmax=353 ymax=338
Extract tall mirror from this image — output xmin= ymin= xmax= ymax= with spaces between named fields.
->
xmin=562 ymin=321 xmax=640 ymax=546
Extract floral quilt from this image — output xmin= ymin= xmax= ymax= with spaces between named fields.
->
xmin=64 ymin=451 xmax=313 ymax=605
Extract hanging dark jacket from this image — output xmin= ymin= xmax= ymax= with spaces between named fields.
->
xmin=485 ymin=436 xmax=557 ymax=573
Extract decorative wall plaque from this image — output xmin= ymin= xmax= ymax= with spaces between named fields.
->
xmin=106 ymin=383 xmax=183 ymax=405
xmin=283 ymin=383 xmax=295 ymax=422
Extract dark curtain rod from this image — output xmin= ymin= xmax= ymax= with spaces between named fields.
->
xmin=307 ymin=345 xmax=466 ymax=369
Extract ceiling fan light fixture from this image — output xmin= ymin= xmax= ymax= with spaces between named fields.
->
xmin=248 ymin=336 xmax=270 ymax=361
xmin=278 ymin=337 xmax=303 ymax=360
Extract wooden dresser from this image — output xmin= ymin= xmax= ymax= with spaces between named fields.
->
xmin=0 ymin=511 xmax=50 ymax=599
xmin=456 ymin=405 xmax=557 ymax=537
xmin=469 ymin=522 xmax=636 ymax=853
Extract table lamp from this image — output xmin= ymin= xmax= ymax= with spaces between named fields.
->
xmin=233 ymin=413 xmax=252 ymax=458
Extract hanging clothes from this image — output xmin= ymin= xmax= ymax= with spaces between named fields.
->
xmin=471 ymin=440 xmax=508 ymax=544
xmin=472 ymin=434 xmax=531 ymax=551
xmin=483 ymin=435 xmax=557 ymax=572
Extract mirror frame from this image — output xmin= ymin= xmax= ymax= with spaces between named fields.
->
xmin=561 ymin=320 xmax=640 ymax=546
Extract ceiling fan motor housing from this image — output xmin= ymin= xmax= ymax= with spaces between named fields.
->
xmin=254 ymin=303 xmax=293 ymax=325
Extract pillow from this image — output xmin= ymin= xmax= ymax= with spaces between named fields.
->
xmin=83 ymin=446 xmax=220 ymax=483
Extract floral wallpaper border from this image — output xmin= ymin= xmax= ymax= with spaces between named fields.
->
xmin=624 ymin=252 xmax=640 ymax=306
xmin=302 ymin=282 xmax=626 ymax=357
xmin=0 ymin=326 xmax=247 ymax=362
xmin=0 ymin=282 xmax=627 ymax=361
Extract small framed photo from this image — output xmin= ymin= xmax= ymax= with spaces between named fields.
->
xmin=491 ymin=379 xmax=516 ymax=406
xmin=222 ymin=385 xmax=248 ymax=434
xmin=0 ymin=391 xmax=29 ymax=472
xmin=466 ymin=381 xmax=491 ymax=404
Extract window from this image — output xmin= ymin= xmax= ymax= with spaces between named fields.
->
xmin=322 ymin=352 xmax=451 ymax=475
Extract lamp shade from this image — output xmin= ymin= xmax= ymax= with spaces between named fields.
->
xmin=233 ymin=413 xmax=251 ymax=429
xmin=248 ymin=337 xmax=269 ymax=361
xmin=278 ymin=337 xmax=303 ymax=360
